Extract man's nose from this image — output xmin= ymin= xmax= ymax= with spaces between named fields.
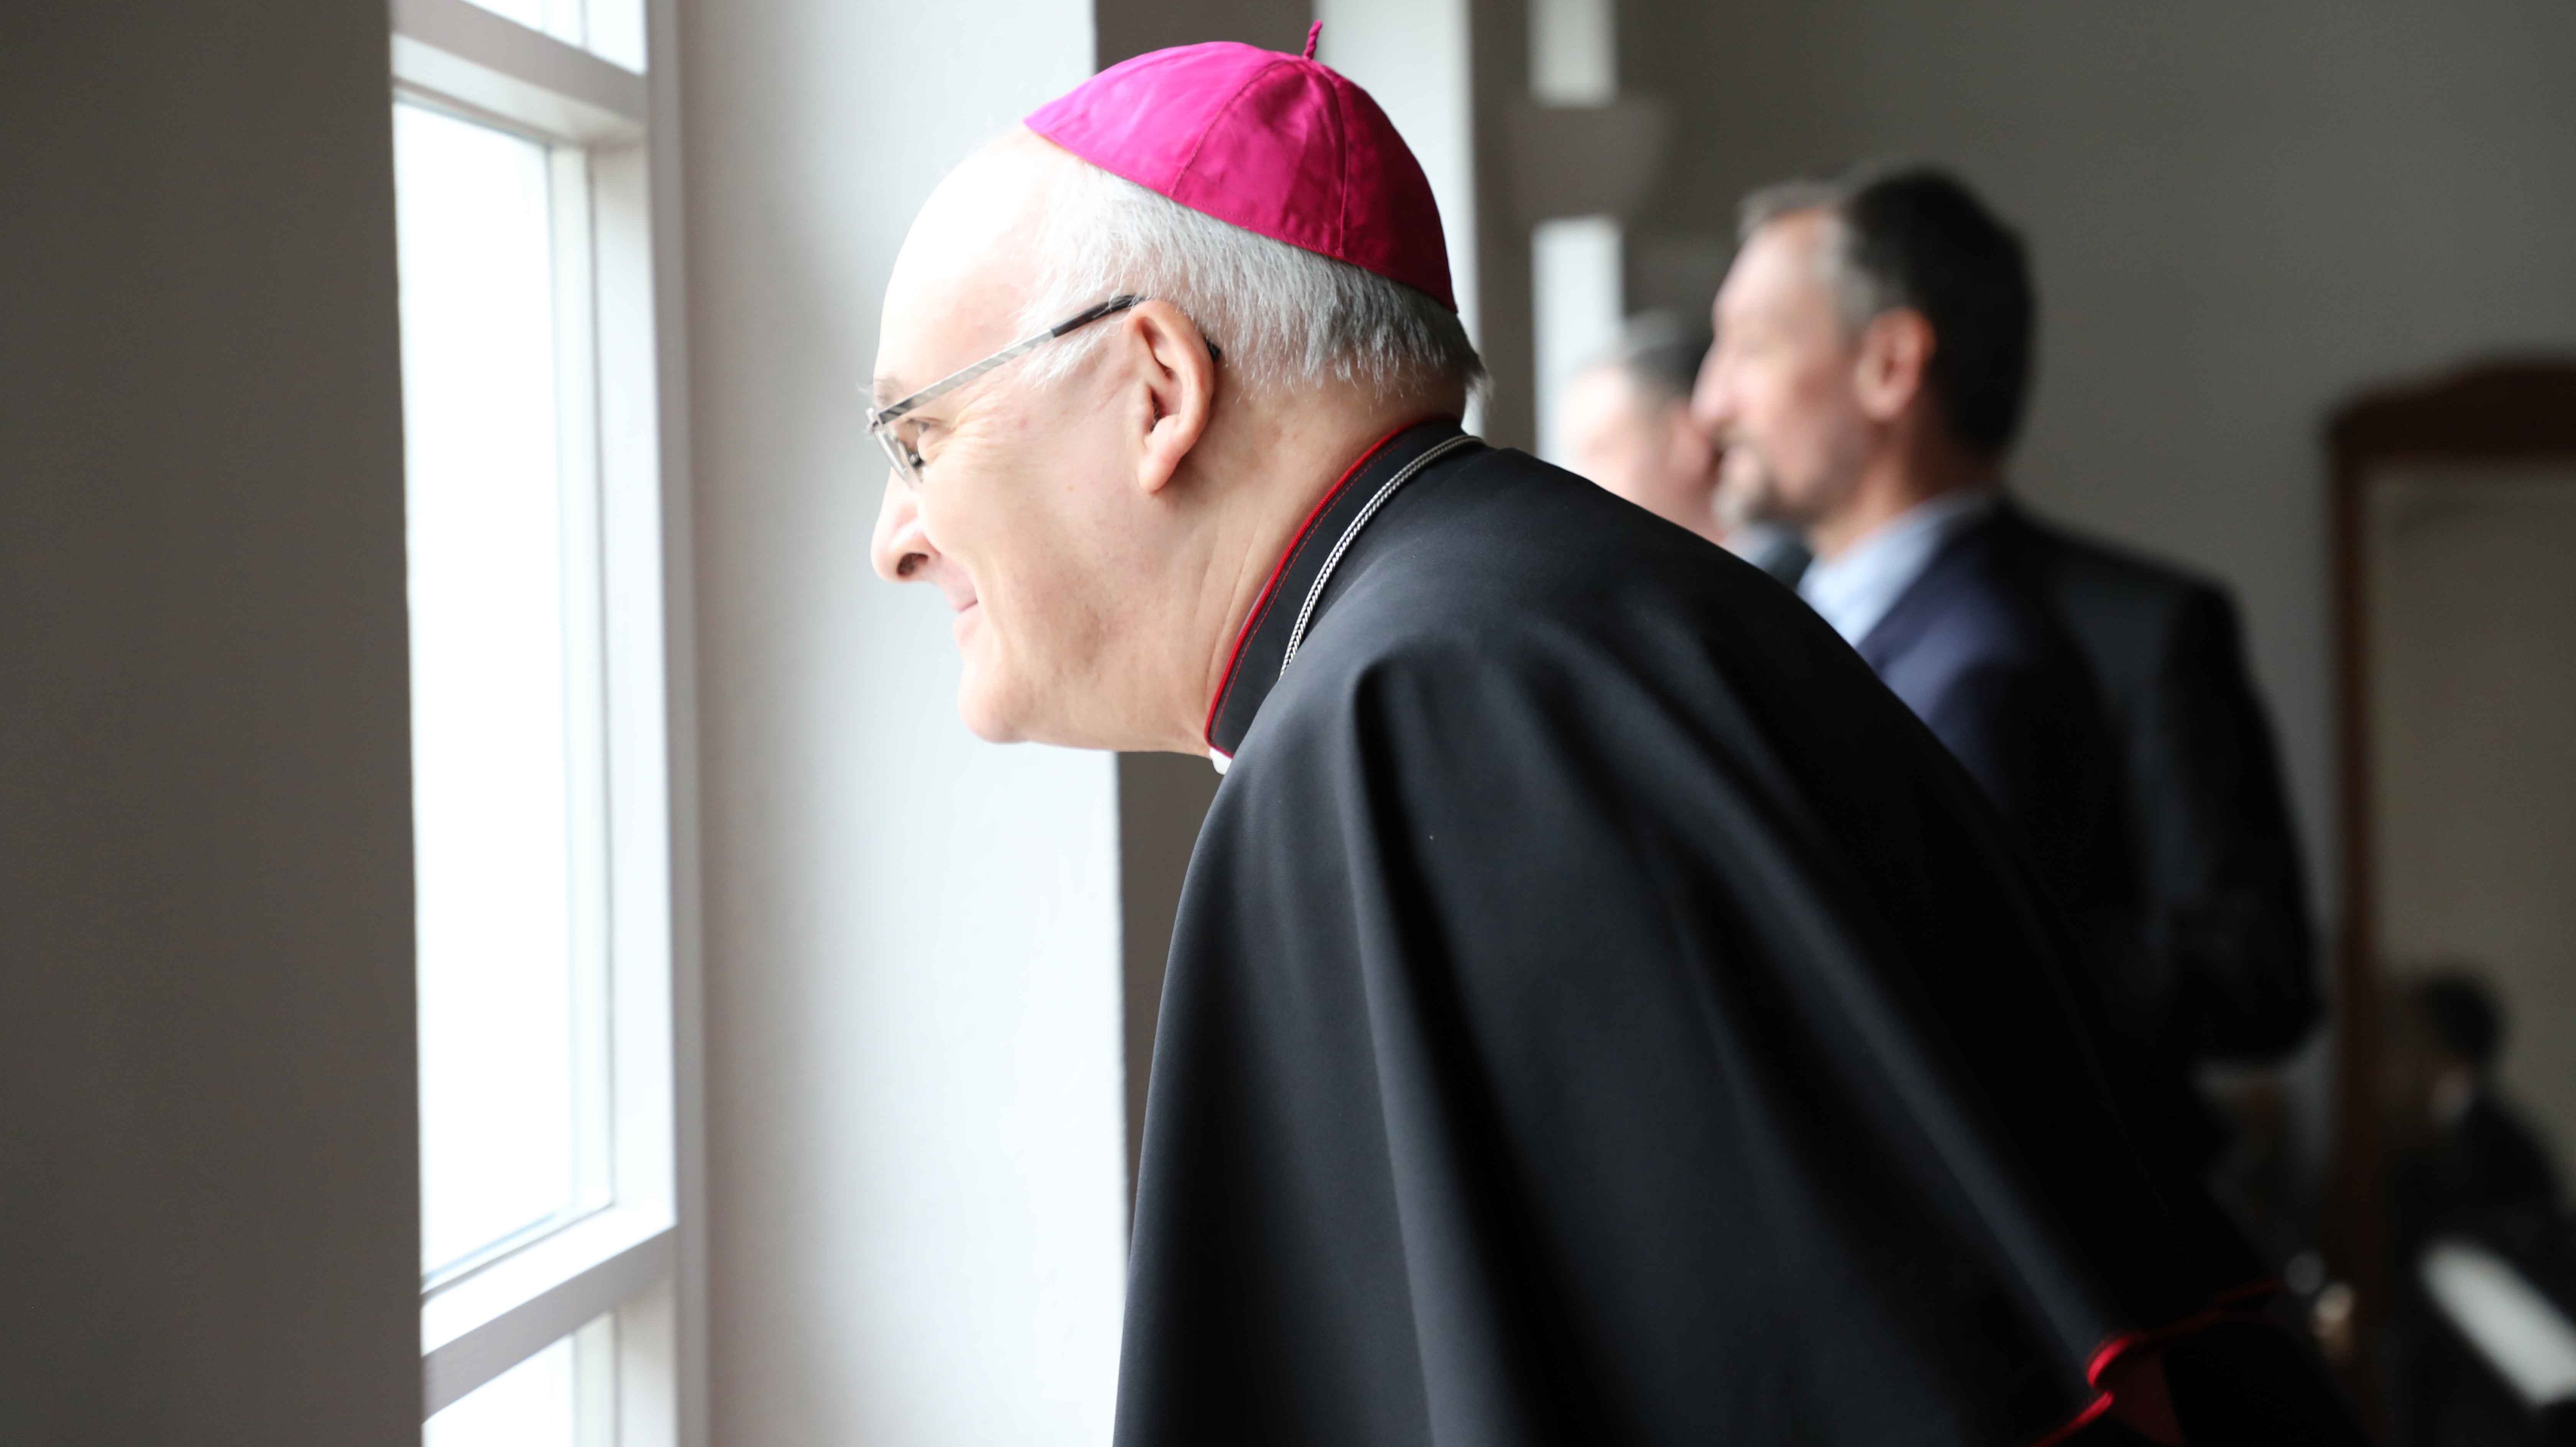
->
xmin=870 ymin=475 xmax=935 ymax=584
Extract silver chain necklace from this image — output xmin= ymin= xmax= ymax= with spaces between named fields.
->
xmin=1278 ymin=434 xmax=1480 ymax=676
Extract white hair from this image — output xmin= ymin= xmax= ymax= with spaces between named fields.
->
xmin=1015 ymin=154 xmax=1485 ymax=402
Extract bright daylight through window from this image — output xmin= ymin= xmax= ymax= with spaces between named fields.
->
xmin=400 ymin=95 xmax=611 ymax=1286
xmin=389 ymin=0 xmax=688 ymax=1441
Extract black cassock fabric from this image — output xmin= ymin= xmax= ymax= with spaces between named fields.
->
xmin=1117 ymin=423 xmax=2351 ymax=1447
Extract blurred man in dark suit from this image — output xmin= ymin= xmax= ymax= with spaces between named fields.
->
xmin=2382 ymin=971 xmax=2569 ymax=1447
xmin=2386 ymin=972 xmax=2560 ymax=1256
xmin=1692 ymin=164 xmax=2319 ymax=1164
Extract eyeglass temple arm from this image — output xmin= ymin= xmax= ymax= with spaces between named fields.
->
xmin=870 ymin=294 xmax=1144 ymax=427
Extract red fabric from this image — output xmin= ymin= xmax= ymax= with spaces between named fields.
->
xmin=1199 ymin=425 xmax=1413 ymax=750
xmin=2026 ymin=1392 xmax=2116 ymax=1447
xmin=2027 ymin=1279 xmax=2284 ymax=1447
xmin=1025 ymin=35 xmax=1456 ymax=311
xmin=2085 ymin=1287 xmax=2274 ymax=1387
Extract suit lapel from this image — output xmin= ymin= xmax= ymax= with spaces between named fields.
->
xmin=1853 ymin=510 xmax=2003 ymax=668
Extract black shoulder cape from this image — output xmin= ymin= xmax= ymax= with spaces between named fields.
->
xmin=1117 ymin=423 xmax=2353 ymax=1447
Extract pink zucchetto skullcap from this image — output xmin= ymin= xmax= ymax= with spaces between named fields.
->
xmin=1024 ymin=23 xmax=1456 ymax=312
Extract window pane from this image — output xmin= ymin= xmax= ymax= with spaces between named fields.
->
xmin=586 ymin=0 xmax=647 ymax=71
xmin=457 ymin=0 xmax=567 ymax=43
xmin=395 ymin=101 xmax=586 ymax=1276
xmin=426 ymin=1325 xmax=588 ymax=1447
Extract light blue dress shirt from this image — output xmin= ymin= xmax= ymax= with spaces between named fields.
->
xmin=1797 ymin=488 xmax=2002 ymax=646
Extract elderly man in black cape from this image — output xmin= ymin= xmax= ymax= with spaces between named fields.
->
xmin=865 ymin=34 xmax=2362 ymax=1447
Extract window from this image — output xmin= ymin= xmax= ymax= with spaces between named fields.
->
xmin=390 ymin=0 xmax=694 ymax=1441
xmin=425 ymin=1316 xmax=610 ymax=1447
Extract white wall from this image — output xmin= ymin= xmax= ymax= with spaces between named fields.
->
xmin=1531 ymin=215 xmax=1626 ymax=467
xmin=0 ymin=2 xmax=421 ymax=1441
xmin=1620 ymin=0 xmax=2576 ymax=918
xmin=678 ymin=1 xmax=1131 ymax=1443
xmin=1317 ymin=0 xmax=1484 ymax=360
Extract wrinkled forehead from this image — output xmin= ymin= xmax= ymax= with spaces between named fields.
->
xmin=875 ymin=131 xmax=1065 ymax=400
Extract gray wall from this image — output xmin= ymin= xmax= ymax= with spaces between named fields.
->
xmin=1096 ymin=0 xmax=1304 ymax=1211
xmin=1619 ymin=0 xmax=2576 ymax=918
xmin=680 ymin=1 xmax=1131 ymax=1442
xmin=0 ymin=3 xmax=422 ymax=1442
xmin=2368 ymin=469 xmax=2576 ymax=1171
xmin=1115 ymin=752 xmax=1219 ymax=1197
xmin=1100 ymin=0 xmax=1308 ymax=66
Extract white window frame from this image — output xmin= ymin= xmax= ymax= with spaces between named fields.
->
xmin=390 ymin=0 xmax=703 ymax=1440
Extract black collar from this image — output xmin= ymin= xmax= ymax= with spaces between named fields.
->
xmin=1203 ymin=420 xmax=1477 ymax=767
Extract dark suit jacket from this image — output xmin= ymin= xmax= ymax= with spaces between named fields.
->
xmin=1857 ymin=512 xmax=2218 ymax=1165
xmin=1855 ymin=516 xmax=2140 ymax=948
xmin=2395 ymin=1095 xmax=2564 ymax=1258
xmin=1792 ymin=503 xmax=2320 ymax=1072
xmin=1997 ymin=506 xmax=2318 ymax=1063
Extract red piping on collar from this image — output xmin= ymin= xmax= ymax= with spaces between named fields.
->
xmin=2085 ymin=1276 xmax=2279 ymax=1388
xmin=1199 ymin=423 xmax=1418 ymax=751
xmin=2022 ymin=1277 xmax=2283 ymax=1447
xmin=2024 ymin=1392 xmax=2114 ymax=1447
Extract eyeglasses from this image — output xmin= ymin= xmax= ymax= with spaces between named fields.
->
xmin=866 ymin=294 xmax=1143 ymax=489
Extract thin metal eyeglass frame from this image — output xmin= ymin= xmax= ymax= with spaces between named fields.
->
xmin=866 ymin=293 xmax=1144 ymax=487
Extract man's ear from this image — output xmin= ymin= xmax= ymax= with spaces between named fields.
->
xmin=1853 ymin=307 xmax=1934 ymax=426
xmin=1127 ymin=299 xmax=1217 ymax=497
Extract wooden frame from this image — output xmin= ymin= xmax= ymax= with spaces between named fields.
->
xmin=2323 ymin=357 xmax=2576 ymax=1414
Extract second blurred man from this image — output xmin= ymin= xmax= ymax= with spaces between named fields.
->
xmin=1562 ymin=313 xmax=1809 ymax=579
xmin=1560 ymin=314 xmax=1726 ymax=544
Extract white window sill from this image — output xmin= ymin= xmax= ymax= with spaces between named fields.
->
xmin=424 ymin=1205 xmax=675 ymax=1414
